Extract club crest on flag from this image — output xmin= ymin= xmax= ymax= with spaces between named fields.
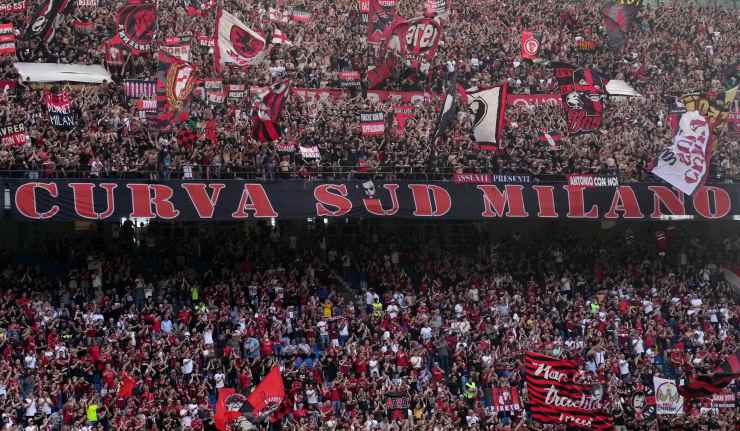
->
xmin=116 ymin=3 xmax=156 ymax=53
xmin=165 ymin=63 xmax=196 ymax=109
xmin=228 ymin=26 xmax=265 ymax=60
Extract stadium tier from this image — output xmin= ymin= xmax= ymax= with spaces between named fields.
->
xmin=0 ymin=0 xmax=739 ymax=430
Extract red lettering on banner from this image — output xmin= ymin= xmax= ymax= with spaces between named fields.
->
xmin=532 ymin=185 xmax=558 ymax=217
xmin=647 ymin=186 xmax=685 ymax=219
xmin=181 ymin=183 xmax=225 ymax=219
xmin=15 ymin=182 xmax=60 ymax=220
xmin=603 ymin=186 xmax=644 ymax=219
xmin=231 ymin=184 xmax=278 ymax=218
xmin=692 ymin=186 xmax=730 ymax=219
xmin=477 ymin=185 xmax=529 ymax=217
xmin=69 ymin=183 xmax=117 ymax=220
xmin=564 ymin=186 xmax=598 ymax=219
xmin=362 ymin=184 xmax=400 ymax=216
xmin=314 ymin=184 xmax=352 ymax=217
xmin=126 ymin=184 xmax=180 ymax=219
xmin=408 ymin=184 xmax=451 ymax=217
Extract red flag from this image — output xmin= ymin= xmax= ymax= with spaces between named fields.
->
xmin=215 ymin=388 xmax=242 ymax=431
xmin=117 ymin=372 xmax=136 ymax=398
xmin=205 ymin=119 xmax=217 ymax=144
xmin=252 ymin=81 xmax=290 ymax=142
xmin=246 ymin=366 xmax=285 ymax=414
xmin=521 ymin=30 xmax=542 ymax=60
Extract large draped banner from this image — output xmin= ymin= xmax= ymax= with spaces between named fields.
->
xmin=156 ymin=52 xmax=197 ymax=128
xmin=3 ymin=180 xmax=737 ymax=222
xmin=387 ymin=16 xmax=442 ymax=68
xmin=111 ymin=2 xmax=156 ymax=54
xmin=525 ymin=352 xmax=613 ymax=430
xmin=551 ymin=62 xmax=608 ymax=135
xmin=24 ymin=0 xmax=70 ymax=43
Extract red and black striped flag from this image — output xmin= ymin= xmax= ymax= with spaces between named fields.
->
xmin=524 ymin=352 xmax=613 ymax=430
xmin=678 ymin=350 xmax=740 ymax=399
xmin=602 ymin=1 xmax=640 ymax=49
xmin=252 ymin=80 xmax=290 ymax=142
xmin=156 ymin=51 xmax=197 ymax=129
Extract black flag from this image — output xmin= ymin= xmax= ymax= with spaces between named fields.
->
xmin=430 ymin=61 xmax=458 ymax=145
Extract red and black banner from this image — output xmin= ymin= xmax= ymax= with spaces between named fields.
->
xmin=679 ymin=350 xmax=740 ymax=399
xmin=386 ymin=393 xmax=409 ymax=419
xmin=23 ymin=0 xmax=71 ymax=42
xmin=338 ymin=70 xmax=361 ymax=89
xmin=367 ymin=0 xmax=396 ymax=44
xmin=360 ymin=111 xmax=385 ymax=136
xmin=525 ymin=352 xmax=613 ymax=430
xmin=156 ymin=52 xmax=197 ymax=129
xmin=43 ymin=90 xmax=75 ymax=129
xmin=491 ymin=387 xmax=521 ymax=413
xmin=112 ymin=2 xmax=156 ymax=54
xmin=183 ymin=0 xmax=214 ymax=16
xmin=0 ymin=0 xmax=26 ymax=15
xmin=1 ymin=180 xmax=737 ymax=222
xmin=551 ymin=62 xmax=608 ymax=135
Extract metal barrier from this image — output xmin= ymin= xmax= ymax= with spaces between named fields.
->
xmin=0 ymin=167 xmax=737 ymax=184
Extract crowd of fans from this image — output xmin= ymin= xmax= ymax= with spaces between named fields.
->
xmin=0 ymin=0 xmax=737 ymax=181
xmin=0 ymin=221 xmax=737 ymax=430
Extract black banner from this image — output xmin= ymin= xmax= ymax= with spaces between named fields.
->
xmin=43 ymin=91 xmax=76 ymax=129
xmin=24 ymin=0 xmax=70 ymax=42
xmin=1 ymin=180 xmax=737 ymax=222
xmin=552 ymin=62 xmax=608 ymax=135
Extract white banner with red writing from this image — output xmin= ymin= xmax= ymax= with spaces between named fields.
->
xmin=651 ymin=110 xmax=712 ymax=196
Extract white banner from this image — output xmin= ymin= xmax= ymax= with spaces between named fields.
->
xmin=651 ymin=110 xmax=711 ymax=196
xmin=161 ymin=44 xmax=191 ymax=63
xmin=214 ymin=9 xmax=266 ymax=72
xmin=653 ymin=376 xmax=684 ymax=415
xmin=468 ymin=85 xmax=507 ymax=145
xmin=13 ymin=63 xmax=111 ymax=84
xmin=299 ymin=145 xmax=320 ymax=159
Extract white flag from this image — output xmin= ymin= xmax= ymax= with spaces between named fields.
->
xmin=468 ymin=84 xmax=508 ymax=147
xmin=651 ymin=110 xmax=711 ymax=195
xmin=653 ymin=376 xmax=684 ymax=415
xmin=214 ymin=9 xmax=267 ymax=72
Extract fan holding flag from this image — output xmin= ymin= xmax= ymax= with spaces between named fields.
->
xmin=215 ymin=366 xmax=285 ymax=431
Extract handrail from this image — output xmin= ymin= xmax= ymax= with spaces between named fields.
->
xmin=0 ymin=167 xmax=737 ymax=183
